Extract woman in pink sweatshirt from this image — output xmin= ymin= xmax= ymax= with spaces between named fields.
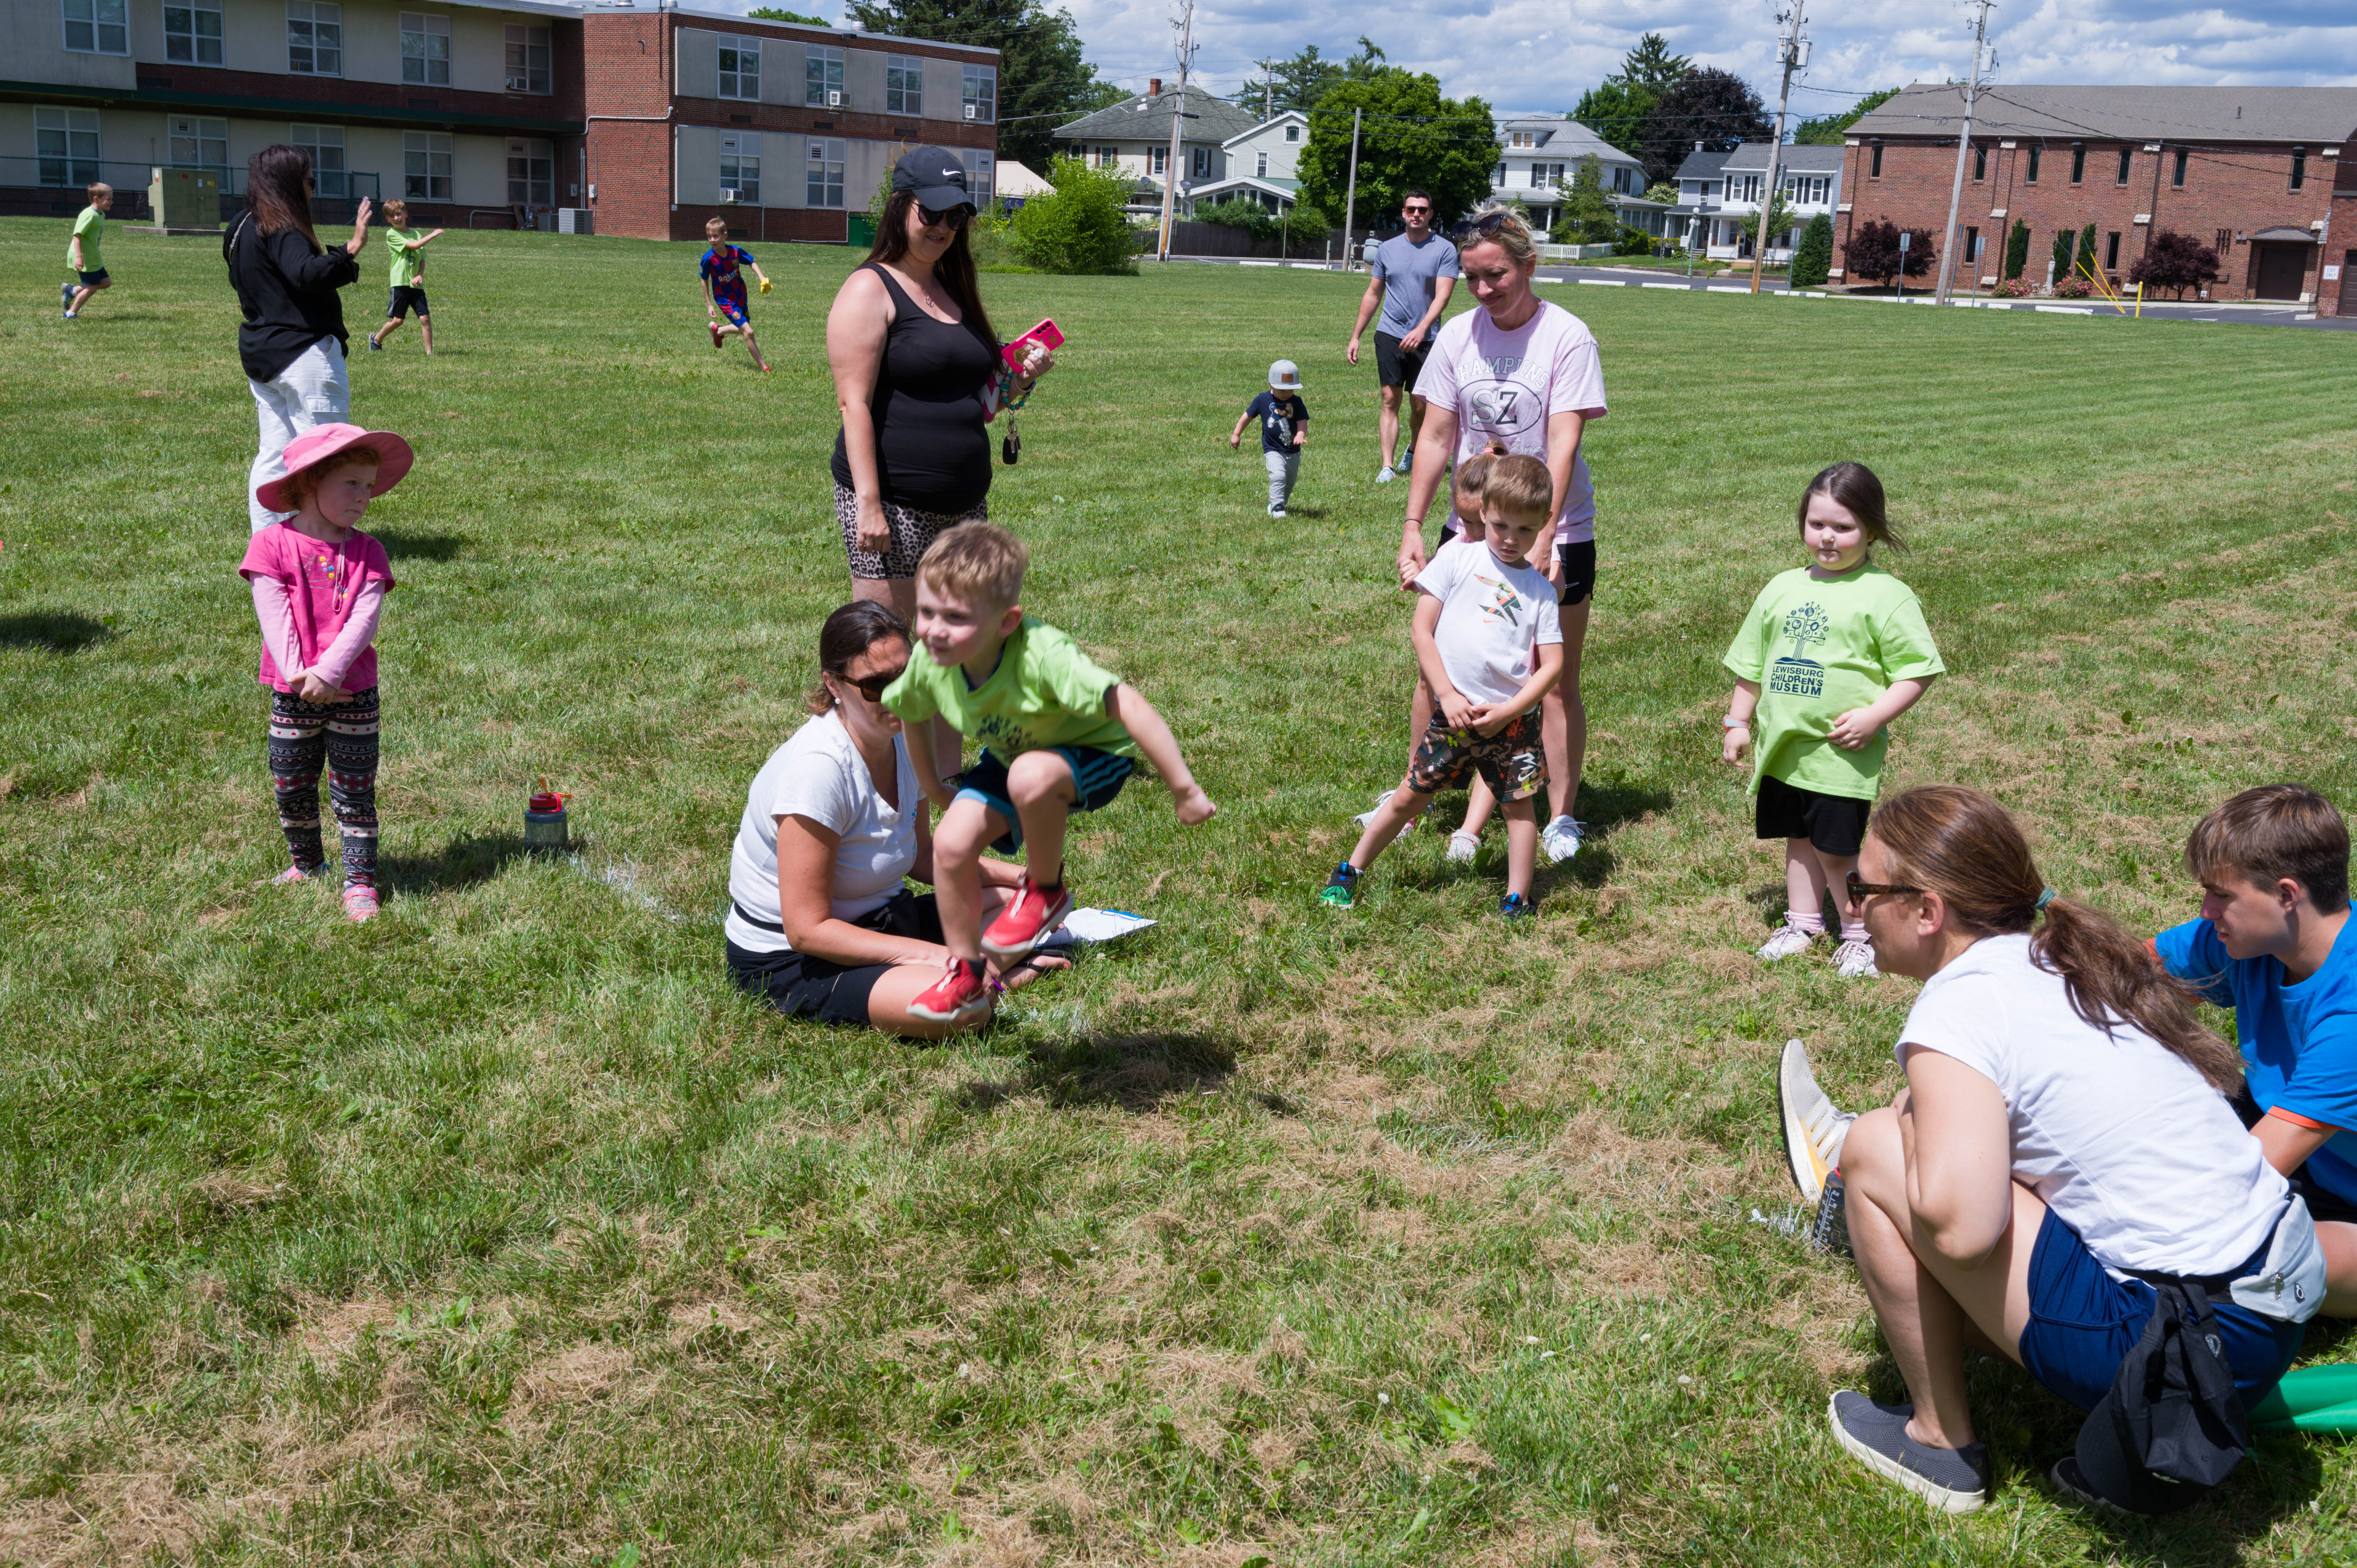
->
xmin=239 ymin=424 xmax=413 ymax=922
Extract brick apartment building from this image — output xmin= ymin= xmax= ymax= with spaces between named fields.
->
xmin=1835 ymin=83 xmax=2357 ymax=316
xmin=2 ymin=0 xmax=998 ymax=243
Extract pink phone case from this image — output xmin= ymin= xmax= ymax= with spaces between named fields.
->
xmin=1002 ymin=318 xmax=1064 ymax=372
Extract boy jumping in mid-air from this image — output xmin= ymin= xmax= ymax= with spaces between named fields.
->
xmin=883 ymin=523 xmax=1217 ymax=1025
xmin=368 ymin=200 xmax=445 ymax=354
xmin=63 ymin=182 xmax=112 ymax=320
xmin=1322 ymin=452 xmax=1564 ymax=919
xmin=700 ymin=218 xmax=772 ymax=373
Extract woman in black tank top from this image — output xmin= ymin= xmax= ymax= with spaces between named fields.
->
xmin=826 ymin=147 xmax=1055 ymax=610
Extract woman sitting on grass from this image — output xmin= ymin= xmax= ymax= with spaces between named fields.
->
xmin=723 ymin=602 xmax=1065 ymax=1039
xmin=1820 ymin=785 xmax=2322 ymax=1515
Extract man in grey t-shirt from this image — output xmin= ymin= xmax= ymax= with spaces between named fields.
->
xmin=1346 ymin=191 xmax=1459 ymax=484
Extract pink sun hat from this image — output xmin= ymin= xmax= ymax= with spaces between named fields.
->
xmin=255 ymin=423 xmax=416 ymax=514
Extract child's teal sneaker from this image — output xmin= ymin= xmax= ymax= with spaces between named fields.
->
xmin=1498 ymin=892 xmax=1537 ymax=921
xmin=1318 ymin=862 xmax=1360 ymax=909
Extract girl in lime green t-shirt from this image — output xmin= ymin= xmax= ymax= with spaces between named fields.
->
xmin=1720 ymin=462 xmax=1944 ymax=979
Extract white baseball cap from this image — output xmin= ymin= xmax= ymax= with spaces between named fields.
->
xmin=1269 ymin=359 xmax=1302 ymax=391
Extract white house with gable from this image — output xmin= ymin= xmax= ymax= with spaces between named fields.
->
xmin=1184 ymin=108 xmax=1305 ymax=212
xmin=1489 ymin=113 xmax=1666 ymax=235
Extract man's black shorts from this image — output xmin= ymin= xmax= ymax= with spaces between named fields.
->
xmin=1374 ymin=331 xmax=1429 ymax=392
xmin=1755 ymin=773 xmax=1871 ymax=856
xmin=387 ymin=285 xmax=430 ymax=320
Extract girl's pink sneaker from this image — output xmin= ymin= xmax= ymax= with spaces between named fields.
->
xmin=262 ymin=865 xmax=320 ymax=886
xmin=342 ymin=885 xmax=381 ymax=923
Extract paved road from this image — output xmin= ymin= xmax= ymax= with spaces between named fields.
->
xmin=1171 ymin=256 xmax=2354 ymax=331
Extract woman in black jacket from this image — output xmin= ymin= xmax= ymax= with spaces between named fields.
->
xmin=226 ymin=144 xmax=372 ymax=533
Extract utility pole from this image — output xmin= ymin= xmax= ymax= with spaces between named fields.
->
xmin=1256 ymin=56 xmax=1275 ymax=120
xmin=1750 ymin=0 xmax=1806 ymax=295
xmin=1340 ymin=106 xmax=1362 ymax=270
xmin=1933 ymin=0 xmax=1995 ymax=305
xmin=1155 ymin=0 xmax=1196 ymax=263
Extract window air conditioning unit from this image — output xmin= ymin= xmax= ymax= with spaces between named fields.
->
xmin=719 ymin=187 xmax=740 ymax=204
xmin=964 ymin=104 xmax=975 ymax=119
xmin=828 ymin=90 xmax=841 ymax=107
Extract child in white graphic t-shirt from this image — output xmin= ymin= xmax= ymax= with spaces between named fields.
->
xmin=1322 ymin=454 xmax=1563 ymax=920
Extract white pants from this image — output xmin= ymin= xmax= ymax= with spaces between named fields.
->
xmin=1264 ymin=448 xmax=1300 ymax=511
xmin=248 ymin=337 xmax=350 ymax=532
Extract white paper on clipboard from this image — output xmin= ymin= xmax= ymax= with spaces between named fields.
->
xmin=1043 ymin=908 xmax=1156 ymax=945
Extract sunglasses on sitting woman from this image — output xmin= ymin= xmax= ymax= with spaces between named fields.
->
xmin=839 ymin=665 xmax=908 ymax=703
xmin=1846 ymin=870 xmax=1921 ymax=900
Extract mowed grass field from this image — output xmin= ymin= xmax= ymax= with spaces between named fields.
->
xmin=5 ymin=217 xmax=2357 ymax=1567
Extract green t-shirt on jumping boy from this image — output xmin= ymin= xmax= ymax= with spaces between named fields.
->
xmin=70 ymin=205 xmax=103 ymax=272
xmin=386 ymin=227 xmax=424 ymax=288
xmin=883 ymin=616 xmax=1136 ymax=759
xmin=1723 ymin=560 xmax=1944 ymax=802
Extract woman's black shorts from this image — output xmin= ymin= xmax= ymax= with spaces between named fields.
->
xmin=726 ymin=890 xmax=941 ymax=1028
xmin=1754 ymin=773 xmax=1871 ymax=856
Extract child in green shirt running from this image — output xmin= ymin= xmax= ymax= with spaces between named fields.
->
xmin=882 ymin=523 xmax=1216 ymax=1026
xmin=63 ymin=182 xmax=112 ymax=320
xmin=1722 ymin=462 xmax=1943 ymax=979
xmin=367 ymin=200 xmax=444 ymax=354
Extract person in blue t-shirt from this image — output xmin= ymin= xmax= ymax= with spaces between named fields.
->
xmin=2153 ymin=782 xmax=2357 ymax=1315
xmin=1228 ymin=359 xmax=1309 ymax=518
xmin=698 ymin=216 xmax=772 ymax=372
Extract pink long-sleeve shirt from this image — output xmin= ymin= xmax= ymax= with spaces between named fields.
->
xmin=239 ymin=523 xmax=395 ymax=693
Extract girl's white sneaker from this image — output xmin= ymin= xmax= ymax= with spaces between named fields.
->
xmin=1833 ymin=938 xmax=1880 ymax=980
xmin=1445 ymin=828 xmax=1480 ymax=863
xmin=1757 ymin=920 xmax=1818 ymax=961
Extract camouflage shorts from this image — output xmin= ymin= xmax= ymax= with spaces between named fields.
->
xmin=1408 ymin=708 xmax=1546 ymax=802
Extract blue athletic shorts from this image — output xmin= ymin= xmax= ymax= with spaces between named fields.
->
xmin=712 ymin=288 xmax=749 ymax=327
xmin=955 ymin=745 xmax=1135 ymax=854
xmin=2017 ymin=1207 xmax=2304 ymax=1413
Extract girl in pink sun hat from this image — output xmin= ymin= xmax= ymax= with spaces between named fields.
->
xmin=239 ymin=423 xmax=415 ymax=922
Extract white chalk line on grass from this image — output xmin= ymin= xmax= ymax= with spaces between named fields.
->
xmin=564 ymin=854 xmax=703 ymax=924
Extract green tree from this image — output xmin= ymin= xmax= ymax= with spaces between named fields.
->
xmin=1636 ymin=67 xmax=1772 ymax=185
xmin=847 ymin=0 xmax=1102 ymax=173
xmin=1553 ymin=154 xmax=1617 ymax=244
xmin=1238 ymin=37 xmax=1387 ymax=117
xmin=1616 ymin=31 xmax=1694 ymax=90
xmin=1008 ymin=155 xmax=1137 ymax=274
xmin=1073 ymin=79 xmax=1131 ymax=114
xmin=2003 ymin=217 xmax=2030 ymax=280
xmin=747 ymin=6 xmax=829 ymax=20
xmin=1297 ymin=70 xmax=1495 ymax=231
xmin=1749 ymin=189 xmax=1799 ymax=256
xmin=1789 ymin=212 xmax=1834 ymax=286
xmin=2049 ymin=227 xmax=2073 ymax=281
xmin=1571 ymin=79 xmax=1654 ymax=161
xmin=2075 ymin=221 xmax=2099 ymax=276
xmin=1793 ymin=87 xmax=1898 ymax=145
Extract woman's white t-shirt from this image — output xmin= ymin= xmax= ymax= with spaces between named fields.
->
xmin=1417 ymin=298 xmax=1609 ymax=544
xmin=724 ymin=708 xmax=919 ymax=956
xmin=1898 ymin=932 xmax=2288 ymax=1278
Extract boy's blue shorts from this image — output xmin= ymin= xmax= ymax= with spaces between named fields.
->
xmin=955 ymin=745 xmax=1135 ymax=853
xmin=713 ymin=288 xmax=749 ymax=327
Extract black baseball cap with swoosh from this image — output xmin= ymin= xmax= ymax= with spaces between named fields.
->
xmin=892 ymin=146 xmax=974 ymax=214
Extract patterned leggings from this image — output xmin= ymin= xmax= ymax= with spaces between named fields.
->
xmin=269 ymin=686 xmax=381 ymax=887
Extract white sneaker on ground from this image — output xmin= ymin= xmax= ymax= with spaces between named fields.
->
xmin=1267 ymin=504 xmax=1286 ymax=517
xmin=1541 ymin=816 xmax=1585 ymax=863
xmin=1776 ymin=1038 xmax=1854 ymax=1205
xmin=1353 ymin=788 xmax=1418 ymax=834
xmin=1756 ymin=920 xmax=1818 ymax=962
xmin=1375 ymin=466 xmax=1396 ymax=484
xmin=1834 ymin=938 xmax=1880 ymax=980
xmin=1396 ymin=449 xmax=1413 ymax=474
xmin=1445 ymin=828 xmax=1479 ymax=863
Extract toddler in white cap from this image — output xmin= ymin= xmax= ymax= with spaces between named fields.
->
xmin=1230 ymin=358 xmax=1310 ymax=517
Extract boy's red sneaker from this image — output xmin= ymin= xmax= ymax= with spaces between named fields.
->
xmin=709 ymin=322 xmax=723 ymax=350
xmin=981 ymin=875 xmax=1073 ymax=963
xmin=907 ymin=959 xmax=990 ymax=1025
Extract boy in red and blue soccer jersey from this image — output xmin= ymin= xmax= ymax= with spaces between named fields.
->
xmin=699 ymin=216 xmax=772 ymax=373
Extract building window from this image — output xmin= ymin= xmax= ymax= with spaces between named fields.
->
xmin=2026 ymin=144 xmax=2041 ymax=182
xmin=505 ymin=23 xmax=550 ymax=93
xmin=1966 ymin=225 xmax=1979 ymax=262
xmin=1255 ymin=150 xmax=1267 ymax=177
xmin=2173 ymin=147 xmax=2188 ymax=187
xmin=2291 ymin=148 xmax=2306 ymax=191
xmin=293 ymin=123 xmax=346 ymax=196
xmin=963 ymin=146 xmax=992 ymax=206
xmin=1095 ymin=145 xmax=1116 ymax=167
xmin=1284 ymin=123 xmax=1299 ymax=143
xmin=718 ymin=37 xmax=759 ymax=100
xmin=1149 ymin=146 xmax=1166 ymax=176
xmin=1509 ymin=131 xmax=1534 ymax=148
xmin=35 ymin=107 xmax=100 ymax=185
xmin=165 ymin=0 xmax=223 ymax=63
xmin=2117 ymin=146 xmax=2132 ymax=184
xmin=885 ymin=54 xmax=921 ymax=114
xmin=168 ymin=114 xmax=227 ymax=173
xmin=1972 ymin=143 xmax=1986 ymax=180
xmin=2105 ymin=230 xmax=2120 ymax=269
xmin=400 ymin=12 xmax=449 ymax=85
xmin=1869 ymin=140 xmax=1883 ymax=177
xmin=2070 ymin=143 xmax=2085 ymax=183
xmin=1493 ymin=163 xmax=1505 ymax=186
xmin=286 ymin=1 xmax=340 ymax=75
xmin=806 ymin=45 xmax=843 ymax=106
xmin=400 ymin=130 xmax=449 ymax=199
xmin=1191 ymin=146 xmax=1210 ymax=178
xmin=715 ymin=132 xmax=757 ymax=204
xmin=806 ymin=137 xmax=845 ymax=207
xmin=509 ymin=137 xmax=552 ymax=206
xmin=62 ymin=0 xmax=127 ymax=53
xmin=961 ymin=63 xmax=996 ymax=123
xmin=2215 ymin=227 xmax=2231 ymax=256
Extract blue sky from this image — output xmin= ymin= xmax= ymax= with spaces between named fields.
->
xmin=710 ymin=1 xmax=2357 ymax=118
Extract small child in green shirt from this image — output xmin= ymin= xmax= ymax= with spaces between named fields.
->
xmin=882 ymin=523 xmax=1217 ymax=1026
xmin=367 ymin=200 xmax=445 ymax=354
xmin=62 ymin=182 xmax=112 ymax=319
xmin=1722 ymin=462 xmax=1943 ymax=979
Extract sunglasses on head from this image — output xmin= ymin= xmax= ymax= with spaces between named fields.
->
xmin=1846 ymin=870 xmax=1921 ymax=901
xmin=1462 ymin=210 xmax=1516 ymax=238
xmin=839 ymin=664 xmax=908 ymax=703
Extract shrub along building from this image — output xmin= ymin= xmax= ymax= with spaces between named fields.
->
xmin=2 ymin=0 xmax=1000 ymax=242
xmin=1834 ymin=83 xmax=2357 ymax=314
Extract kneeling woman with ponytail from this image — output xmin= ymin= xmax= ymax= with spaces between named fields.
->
xmin=1827 ymin=785 xmax=2323 ymax=1514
